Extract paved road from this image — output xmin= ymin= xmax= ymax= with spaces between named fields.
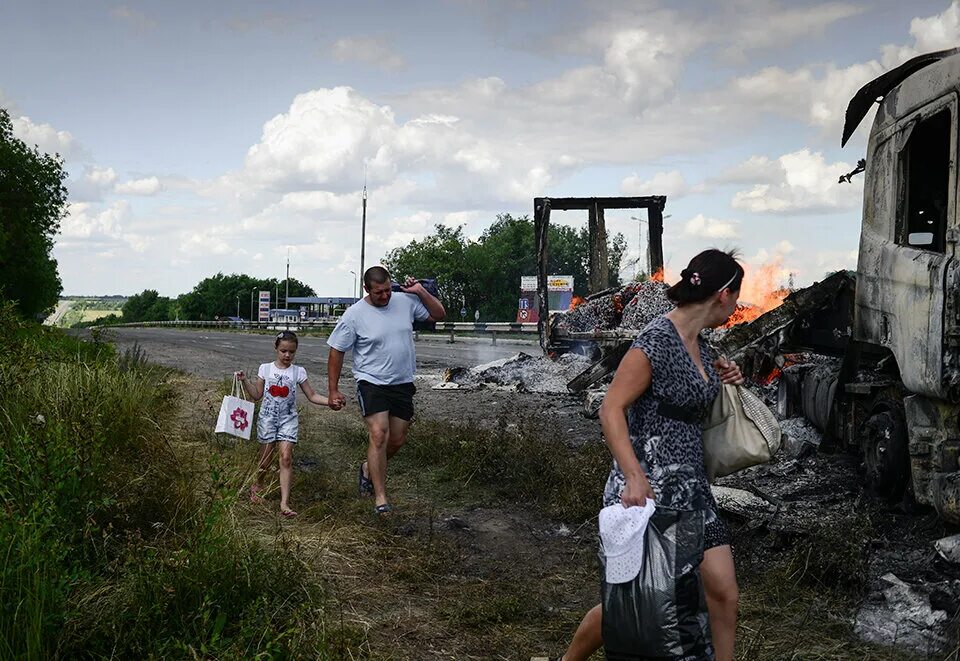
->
xmin=44 ymin=300 xmax=73 ymax=326
xmin=93 ymin=327 xmax=537 ymax=381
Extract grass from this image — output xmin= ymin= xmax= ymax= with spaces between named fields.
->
xmin=0 ymin=301 xmax=349 ymax=659
xmin=336 ymin=415 xmax=610 ymax=523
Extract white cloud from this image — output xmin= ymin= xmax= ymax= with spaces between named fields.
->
xmin=115 ymin=176 xmax=162 ymax=195
xmin=179 ymin=225 xmax=242 ymax=257
xmin=683 ymin=213 xmax=739 ymax=239
xmin=11 ymin=115 xmax=82 ymax=158
xmin=731 ymin=149 xmax=862 ymax=214
xmin=721 ymin=3 xmax=863 ymax=62
xmin=331 ymin=36 xmax=406 ymax=71
xmin=621 ymin=170 xmax=688 ymax=197
xmin=61 ymin=201 xmax=129 ymax=239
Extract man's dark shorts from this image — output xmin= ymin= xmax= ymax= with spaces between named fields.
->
xmin=356 ymin=381 xmax=416 ymax=421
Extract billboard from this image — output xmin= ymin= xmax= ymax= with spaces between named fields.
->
xmin=516 ymin=275 xmax=574 ymax=323
xmin=258 ymin=291 xmax=270 ymax=322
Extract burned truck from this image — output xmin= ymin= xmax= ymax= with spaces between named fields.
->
xmin=537 ymin=48 xmax=960 ymax=523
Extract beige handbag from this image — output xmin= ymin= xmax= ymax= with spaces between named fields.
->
xmin=701 ymin=384 xmax=782 ymax=482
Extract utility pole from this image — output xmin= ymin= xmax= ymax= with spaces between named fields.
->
xmin=360 ymin=177 xmax=367 ymax=283
xmin=285 ymin=248 xmax=290 ymax=309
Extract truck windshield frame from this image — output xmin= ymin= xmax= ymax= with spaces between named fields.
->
xmin=897 ymin=99 xmax=956 ymax=254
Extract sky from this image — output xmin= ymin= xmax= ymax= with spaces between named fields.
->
xmin=4 ymin=0 xmax=960 ymax=301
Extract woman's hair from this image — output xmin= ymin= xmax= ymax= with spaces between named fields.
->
xmin=665 ymin=248 xmax=744 ymax=305
xmin=275 ymin=330 xmax=298 ymax=348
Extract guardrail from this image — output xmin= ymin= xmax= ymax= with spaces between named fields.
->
xmin=94 ymin=319 xmax=539 ymax=345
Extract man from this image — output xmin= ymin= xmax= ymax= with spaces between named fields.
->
xmin=327 ymin=265 xmax=445 ymax=514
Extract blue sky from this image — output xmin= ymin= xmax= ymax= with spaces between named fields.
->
xmin=4 ymin=0 xmax=960 ymax=303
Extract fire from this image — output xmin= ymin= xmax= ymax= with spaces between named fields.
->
xmin=721 ymin=258 xmax=790 ymax=328
xmin=650 ymin=267 xmax=665 ymax=283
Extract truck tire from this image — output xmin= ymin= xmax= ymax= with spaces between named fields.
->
xmin=860 ymin=396 xmax=909 ymax=499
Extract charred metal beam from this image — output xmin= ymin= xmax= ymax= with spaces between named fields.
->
xmin=647 ymin=205 xmax=664 ymax=274
xmin=535 ymin=198 xmax=551 ymax=353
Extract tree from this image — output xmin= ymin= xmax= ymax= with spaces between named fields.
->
xmin=122 ymin=290 xmax=172 ymax=322
xmin=177 ymin=273 xmax=316 ymax=320
xmin=382 ymin=214 xmax=628 ymax=321
xmin=0 ymin=108 xmax=67 ymax=319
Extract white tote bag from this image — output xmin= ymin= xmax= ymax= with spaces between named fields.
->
xmin=215 ymin=376 xmax=255 ymax=440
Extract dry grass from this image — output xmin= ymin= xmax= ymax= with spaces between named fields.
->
xmin=137 ymin=370 xmax=938 ymax=659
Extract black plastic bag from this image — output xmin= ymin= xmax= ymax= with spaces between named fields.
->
xmin=600 ymin=507 xmax=713 ymax=660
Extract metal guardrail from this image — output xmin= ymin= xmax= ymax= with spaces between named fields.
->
xmin=94 ymin=319 xmax=539 ymax=345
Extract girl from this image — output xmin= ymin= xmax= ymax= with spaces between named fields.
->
xmin=236 ymin=330 xmax=341 ymax=518
xmin=559 ymin=248 xmax=745 ymax=661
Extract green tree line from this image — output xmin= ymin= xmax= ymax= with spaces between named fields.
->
xmin=383 ymin=214 xmax=628 ymax=321
xmin=85 ymin=274 xmax=317 ymax=326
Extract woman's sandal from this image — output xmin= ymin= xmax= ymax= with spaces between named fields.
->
xmin=280 ymin=508 xmax=298 ymax=519
xmin=373 ymin=503 xmax=392 ymax=515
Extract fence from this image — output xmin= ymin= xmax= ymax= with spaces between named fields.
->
xmin=95 ymin=319 xmax=539 ymax=345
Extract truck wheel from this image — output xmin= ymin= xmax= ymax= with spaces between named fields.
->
xmin=861 ymin=397 xmax=909 ymax=499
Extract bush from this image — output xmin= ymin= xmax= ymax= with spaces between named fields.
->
xmin=0 ymin=301 xmax=338 ymax=657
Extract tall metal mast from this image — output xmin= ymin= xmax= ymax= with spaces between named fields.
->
xmin=285 ymin=248 xmax=290 ymax=308
xmin=360 ymin=178 xmax=367 ymax=283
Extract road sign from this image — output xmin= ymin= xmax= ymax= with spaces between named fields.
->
xmin=258 ymin=291 xmax=270 ymax=322
xmin=460 ymin=307 xmax=467 ymax=319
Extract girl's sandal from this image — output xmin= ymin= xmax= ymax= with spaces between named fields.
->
xmin=280 ymin=508 xmax=298 ymax=519
xmin=249 ymin=485 xmax=263 ymax=504
xmin=373 ymin=503 xmax=392 ymax=516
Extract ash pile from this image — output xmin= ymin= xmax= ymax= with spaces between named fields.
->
xmin=553 ymin=280 xmax=674 ymax=334
xmin=435 ymin=352 xmax=592 ymax=394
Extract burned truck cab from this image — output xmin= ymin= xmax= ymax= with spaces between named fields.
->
xmin=850 ymin=49 xmax=960 ymax=521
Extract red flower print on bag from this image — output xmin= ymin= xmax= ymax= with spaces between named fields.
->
xmin=268 ymin=385 xmax=290 ymax=397
xmin=230 ymin=407 xmax=249 ymax=431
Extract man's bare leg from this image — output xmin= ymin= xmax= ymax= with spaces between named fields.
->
xmin=364 ymin=411 xmax=391 ymax=507
xmin=386 ymin=415 xmax=411 ymax=459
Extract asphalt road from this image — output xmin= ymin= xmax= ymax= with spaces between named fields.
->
xmin=93 ymin=327 xmax=537 ymax=381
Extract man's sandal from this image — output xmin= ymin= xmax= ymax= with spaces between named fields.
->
xmin=358 ymin=462 xmax=374 ymax=497
xmin=373 ymin=503 xmax=392 ymax=515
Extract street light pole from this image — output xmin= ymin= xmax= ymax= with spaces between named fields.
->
xmin=349 ymin=270 xmax=357 ymax=299
xmin=236 ymin=295 xmax=239 ymax=318
xmin=359 ymin=182 xmax=367 ymax=284
xmin=630 ymin=215 xmax=648 ymax=278
xmin=250 ymin=287 xmax=256 ymax=322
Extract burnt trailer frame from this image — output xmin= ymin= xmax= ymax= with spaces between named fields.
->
xmin=533 ymin=196 xmax=667 ymax=352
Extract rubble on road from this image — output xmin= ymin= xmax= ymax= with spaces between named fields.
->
xmin=436 ymin=352 xmax=592 ymax=394
xmin=854 ymin=573 xmax=957 ymax=655
xmin=553 ymin=280 xmax=673 ymax=334
xmin=778 ymin=416 xmax=822 ymax=457
xmin=935 ymin=533 xmax=960 ymax=564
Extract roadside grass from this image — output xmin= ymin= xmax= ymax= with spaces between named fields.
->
xmin=335 ymin=415 xmax=610 ymax=523
xmin=0 ymin=302 xmax=348 ymax=659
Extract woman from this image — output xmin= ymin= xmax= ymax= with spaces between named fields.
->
xmin=560 ymin=249 xmax=745 ymax=661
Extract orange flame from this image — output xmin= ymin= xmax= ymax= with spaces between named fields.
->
xmin=722 ymin=258 xmax=789 ymax=328
xmin=651 ymin=267 xmax=665 ymax=282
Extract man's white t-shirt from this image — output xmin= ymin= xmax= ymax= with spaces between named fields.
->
xmin=327 ymin=293 xmax=430 ymax=385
